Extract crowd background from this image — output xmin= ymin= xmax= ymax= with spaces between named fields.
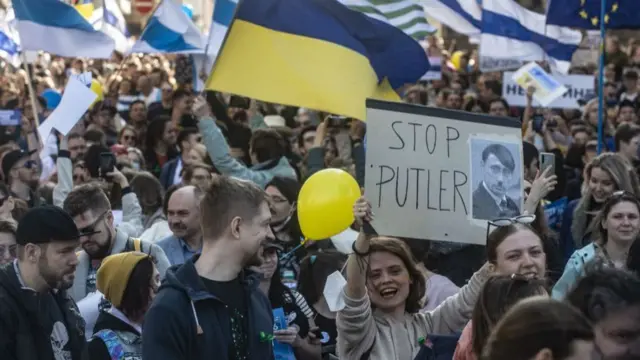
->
xmin=2 ymin=0 xmax=640 ymax=359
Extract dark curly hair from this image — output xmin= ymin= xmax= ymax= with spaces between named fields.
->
xmin=566 ymin=266 xmax=640 ymax=323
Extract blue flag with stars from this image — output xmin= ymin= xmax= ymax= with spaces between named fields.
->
xmin=546 ymin=0 xmax=640 ymax=29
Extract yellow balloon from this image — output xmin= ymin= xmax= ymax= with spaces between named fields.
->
xmin=298 ymin=169 xmax=361 ymax=241
xmin=450 ymin=50 xmax=464 ymax=70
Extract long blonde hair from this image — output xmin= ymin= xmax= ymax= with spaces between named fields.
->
xmin=572 ymin=153 xmax=640 ymax=247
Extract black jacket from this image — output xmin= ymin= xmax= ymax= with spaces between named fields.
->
xmin=472 ymin=183 xmax=520 ymax=221
xmin=142 ymin=256 xmax=275 ymax=360
xmin=0 ymin=262 xmax=87 ymax=360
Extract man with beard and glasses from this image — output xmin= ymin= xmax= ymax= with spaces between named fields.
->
xmin=2 ymin=149 xmax=42 ymax=208
xmin=0 ymin=206 xmax=87 ymax=360
xmin=62 ymin=182 xmax=170 ymax=338
xmin=157 ymin=185 xmax=203 ymax=265
xmin=143 ymin=176 xmax=276 ymax=360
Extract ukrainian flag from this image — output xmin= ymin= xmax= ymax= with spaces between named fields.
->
xmin=73 ymin=0 xmax=94 ymax=21
xmin=205 ymin=0 xmax=429 ymax=120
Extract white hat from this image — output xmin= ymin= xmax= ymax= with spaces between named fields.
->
xmin=264 ymin=115 xmax=286 ymax=127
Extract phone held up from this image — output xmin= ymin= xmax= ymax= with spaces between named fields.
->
xmin=539 ymin=152 xmax=556 ymax=174
xmin=99 ymin=152 xmax=116 ymax=180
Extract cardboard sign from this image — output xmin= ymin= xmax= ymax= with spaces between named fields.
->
xmin=364 ymin=100 xmax=523 ymax=245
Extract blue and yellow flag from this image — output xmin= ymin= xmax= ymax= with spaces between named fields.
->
xmin=205 ymin=0 xmax=429 ymax=120
xmin=546 ymin=0 xmax=640 ymax=29
xmin=72 ymin=0 xmax=94 ymax=20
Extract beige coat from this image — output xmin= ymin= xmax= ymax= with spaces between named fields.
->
xmin=336 ymin=265 xmax=491 ymax=360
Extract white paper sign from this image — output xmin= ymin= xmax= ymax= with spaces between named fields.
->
xmin=38 ymin=77 xmax=97 ymax=141
xmin=364 ymin=100 xmax=523 ymax=245
xmin=503 ymin=72 xmax=594 ymax=109
xmin=511 ymin=62 xmax=567 ymax=107
xmin=70 ymin=71 xmax=93 ymax=87
xmin=479 ymin=56 xmax=525 ymax=73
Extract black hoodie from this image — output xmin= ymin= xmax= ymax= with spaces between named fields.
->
xmin=0 ymin=262 xmax=87 ymax=360
xmin=142 ymin=255 xmax=275 ymax=360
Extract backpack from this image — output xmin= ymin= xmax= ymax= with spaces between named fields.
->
xmin=93 ymin=329 xmax=125 ymax=360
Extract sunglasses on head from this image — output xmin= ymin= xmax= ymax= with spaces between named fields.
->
xmin=78 ymin=211 xmax=109 ymax=237
xmin=486 ymin=214 xmax=536 ymax=243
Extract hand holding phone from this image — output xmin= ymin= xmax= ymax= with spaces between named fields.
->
xmin=539 ymin=152 xmax=556 ymax=173
xmin=99 ymin=152 xmax=116 ymax=179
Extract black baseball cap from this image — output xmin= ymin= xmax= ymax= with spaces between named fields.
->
xmin=2 ymin=149 xmax=36 ymax=179
xmin=16 ymin=206 xmax=81 ymax=245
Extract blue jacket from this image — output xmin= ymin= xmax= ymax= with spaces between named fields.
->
xmin=559 ymin=199 xmax=579 ymax=264
xmin=156 ymin=234 xmax=200 ymax=266
xmin=159 ymin=157 xmax=181 ymax=190
xmin=142 ymin=256 xmax=274 ymax=360
xmin=552 ymin=243 xmax=596 ymax=300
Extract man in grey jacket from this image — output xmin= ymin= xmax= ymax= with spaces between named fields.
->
xmin=62 ymin=180 xmax=170 ymax=338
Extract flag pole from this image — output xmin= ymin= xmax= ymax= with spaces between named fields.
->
xmin=20 ymin=52 xmax=42 ymax=146
xmin=596 ymin=0 xmax=606 ymax=154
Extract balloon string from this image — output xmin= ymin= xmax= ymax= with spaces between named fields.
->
xmin=279 ymin=239 xmax=307 ymax=261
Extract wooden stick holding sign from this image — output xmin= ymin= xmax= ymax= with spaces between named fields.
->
xmin=363 ymin=100 xmax=523 ymax=245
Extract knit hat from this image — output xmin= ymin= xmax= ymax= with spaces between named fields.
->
xmin=96 ymin=252 xmax=149 ymax=308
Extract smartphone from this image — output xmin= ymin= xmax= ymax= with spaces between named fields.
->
xmin=539 ymin=152 xmax=556 ymax=173
xmin=99 ymin=152 xmax=116 ymax=178
xmin=532 ymin=114 xmax=545 ymax=134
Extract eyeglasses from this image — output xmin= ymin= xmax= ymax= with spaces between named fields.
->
xmin=486 ymin=214 xmax=536 ymax=243
xmin=78 ymin=211 xmax=109 ymax=237
xmin=23 ymin=160 xmax=37 ymax=169
xmin=0 ymin=244 xmax=16 ymax=258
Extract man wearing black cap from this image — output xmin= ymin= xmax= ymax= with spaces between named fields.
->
xmin=0 ymin=206 xmax=87 ymax=360
xmin=2 ymin=149 xmax=42 ymax=208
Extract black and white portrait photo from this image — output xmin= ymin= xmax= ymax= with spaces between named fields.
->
xmin=470 ymin=139 xmax=523 ymax=221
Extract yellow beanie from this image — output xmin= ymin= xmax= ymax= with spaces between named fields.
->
xmin=96 ymin=252 xmax=149 ymax=308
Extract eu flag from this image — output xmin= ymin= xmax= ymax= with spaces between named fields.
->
xmin=546 ymin=0 xmax=640 ymax=29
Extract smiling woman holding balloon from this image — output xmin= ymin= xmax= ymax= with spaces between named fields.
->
xmin=336 ymin=196 xmax=491 ymax=360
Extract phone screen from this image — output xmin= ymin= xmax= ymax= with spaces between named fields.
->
xmin=539 ymin=152 xmax=555 ymax=173
xmin=99 ymin=152 xmax=116 ymax=176
xmin=532 ymin=115 xmax=544 ymax=133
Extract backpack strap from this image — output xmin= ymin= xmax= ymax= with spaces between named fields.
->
xmin=93 ymin=329 xmax=125 ymax=360
xmin=125 ymin=238 xmax=149 ymax=255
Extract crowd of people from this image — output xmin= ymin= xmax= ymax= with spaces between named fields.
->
xmin=0 ymin=32 xmax=639 ymax=360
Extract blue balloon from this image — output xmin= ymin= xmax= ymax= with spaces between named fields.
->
xmin=181 ymin=4 xmax=194 ymax=19
xmin=42 ymin=89 xmax=62 ymax=110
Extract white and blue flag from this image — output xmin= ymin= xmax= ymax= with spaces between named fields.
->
xmin=0 ymin=8 xmax=20 ymax=67
xmin=11 ymin=0 xmax=115 ymax=58
xmin=130 ymin=0 xmax=205 ymax=54
xmin=479 ymin=0 xmax=581 ymax=74
xmin=421 ymin=0 xmax=480 ymax=40
xmin=89 ymin=0 xmax=130 ymax=54
xmin=207 ymin=0 xmax=239 ymax=56
xmin=192 ymin=0 xmax=239 ymax=91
